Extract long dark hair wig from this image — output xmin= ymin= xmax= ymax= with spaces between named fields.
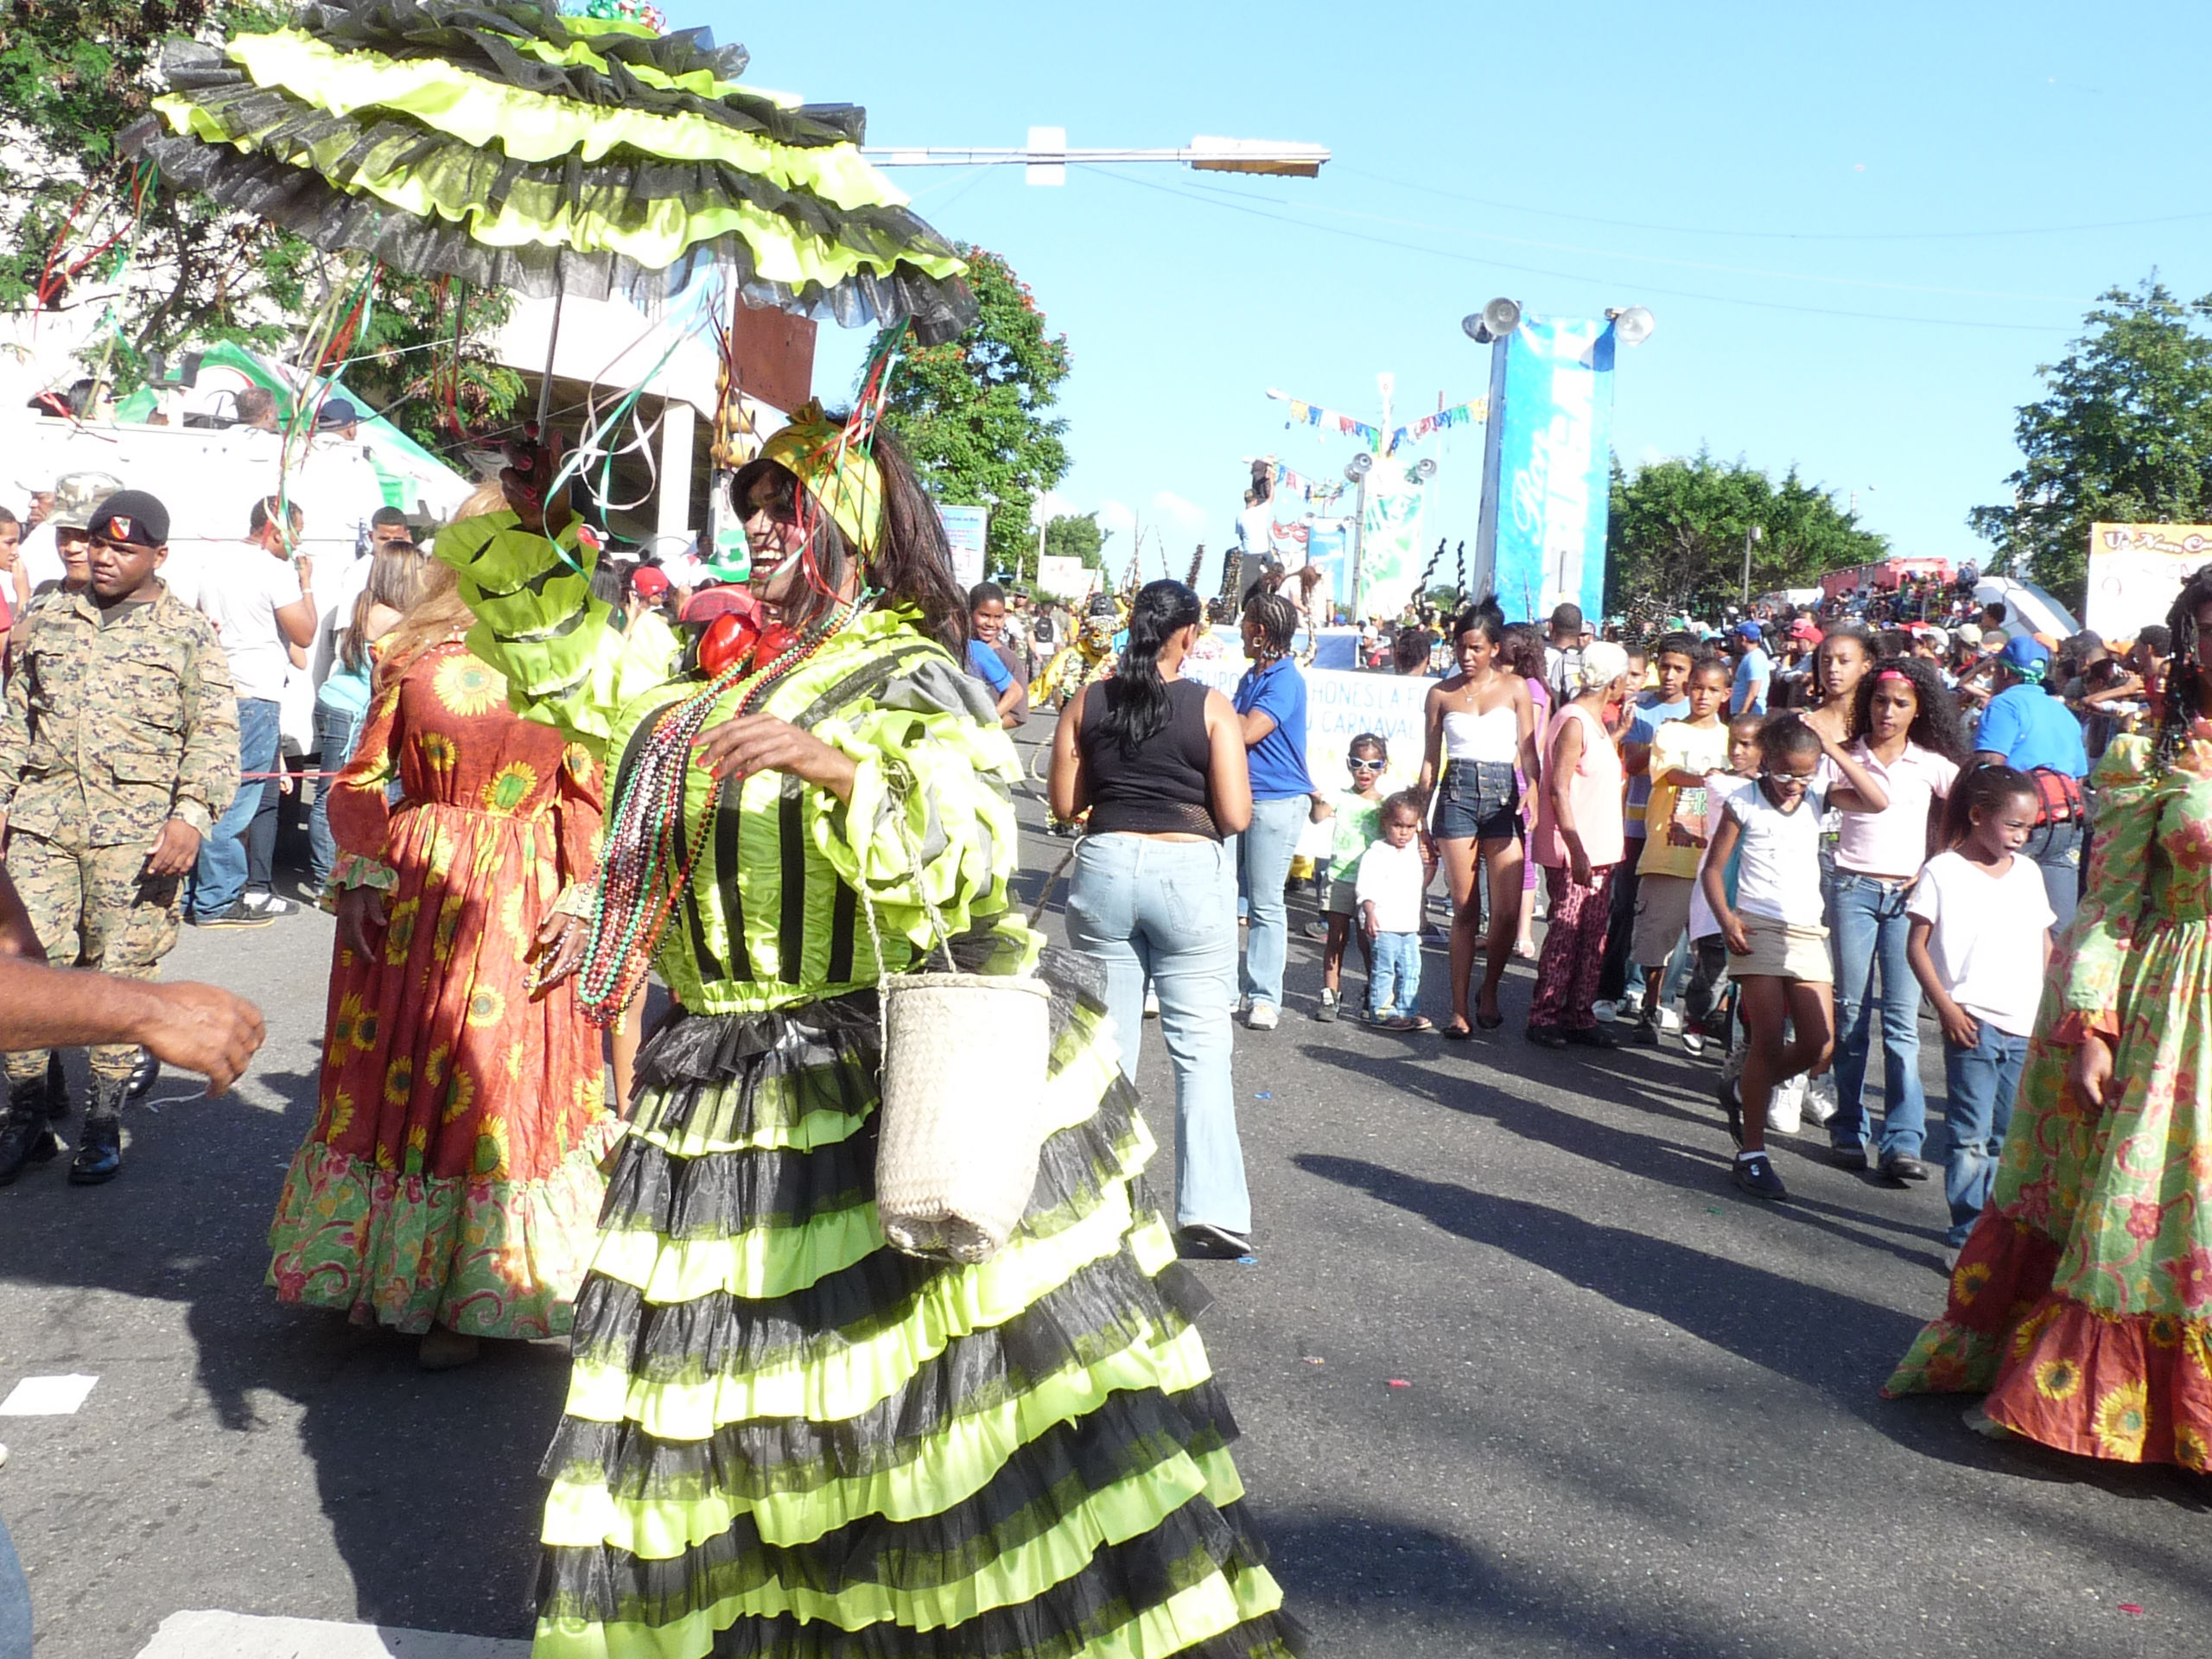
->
xmin=2152 ymin=565 xmax=2212 ymax=776
xmin=730 ymin=422 xmax=965 ymax=653
xmin=1098 ymin=579 xmax=1203 ymax=759
xmin=1850 ymin=655 xmax=1969 ymax=765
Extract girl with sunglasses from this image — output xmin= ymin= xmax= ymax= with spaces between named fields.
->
xmin=1312 ymin=733 xmax=1391 ymax=1020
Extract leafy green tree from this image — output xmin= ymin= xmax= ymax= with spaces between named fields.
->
xmin=1606 ymin=451 xmax=1888 ymax=617
xmin=1969 ymin=277 xmax=2212 ymax=607
xmin=1041 ymin=512 xmax=1109 ymax=576
xmin=0 ymin=0 xmax=518 ymax=451
xmin=882 ymin=246 xmax=1071 ymax=580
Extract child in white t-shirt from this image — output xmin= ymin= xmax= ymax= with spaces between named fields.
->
xmin=1906 ymin=766 xmax=2055 ymax=1263
xmin=1681 ymin=713 xmax=1764 ymax=1057
xmin=1700 ymin=714 xmax=1889 ymax=1201
xmin=1355 ymin=791 xmax=1437 ymax=1032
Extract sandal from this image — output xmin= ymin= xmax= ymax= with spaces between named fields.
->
xmin=1390 ymin=1015 xmax=1435 ymax=1033
xmin=1440 ymin=1019 xmax=1474 ymax=1040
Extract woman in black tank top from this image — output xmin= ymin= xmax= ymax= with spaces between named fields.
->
xmin=1049 ymin=580 xmax=1257 ymax=1258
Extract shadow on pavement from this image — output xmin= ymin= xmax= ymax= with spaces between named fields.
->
xmin=0 ymin=1050 xmax=565 ymax=1643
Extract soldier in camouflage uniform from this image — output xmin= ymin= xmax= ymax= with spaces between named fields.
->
xmin=0 ymin=490 xmax=239 ymax=1185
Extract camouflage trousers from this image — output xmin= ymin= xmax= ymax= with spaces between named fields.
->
xmin=3 ymin=831 xmax=181 ymax=1087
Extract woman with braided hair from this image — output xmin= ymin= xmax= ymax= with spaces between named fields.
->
xmin=1888 ymin=565 xmax=2212 ymax=1470
xmin=443 ymin=391 xmax=1300 ymax=1656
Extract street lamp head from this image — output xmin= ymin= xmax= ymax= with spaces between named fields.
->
xmin=1749 ymin=524 xmax=1765 ymax=543
xmin=1607 ymin=305 xmax=1656 ymax=346
xmin=1408 ymin=459 xmax=1438 ymax=483
xmin=1344 ymin=452 xmax=1374 ymax=484
xmin=1463 ymin=297 xmax=1522 ymax=346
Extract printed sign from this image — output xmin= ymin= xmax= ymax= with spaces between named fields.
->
xmin=1034 ymin=554 xmax=1096 ymax=601
xmin=938 ymin=504 xmax=989 ymax=593
xmin=2085 ymin=522 xmax=2212 ymax=640
xmin=1184 ymin=654 xmax=1435 ymax=789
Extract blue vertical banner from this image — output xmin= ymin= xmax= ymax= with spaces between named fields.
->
xmin=1473 ymin=315 xmax=1616 ymax=625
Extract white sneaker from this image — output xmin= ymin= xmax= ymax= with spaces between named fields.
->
xmin=1659 ymin=1006 xmax=1683 ymax=1034
xmin=1592 ymin=999 xmax=1619 ymax=1024
xmin=1143 ymin=988 xmax=1160 ymax=1019
xmin=241 ymin=889 xmax=298 ymax=918
xmin=1680 ymin=1027 xmax=1706 ymax=1057
xmin=1246 ymin=1002 xmax=1280 ymax=1031
xmin=1801 ymin=1074 xmax=1838 ymax=1126
xmin=1768 ymin=1072 xmax=1805 ymax=1135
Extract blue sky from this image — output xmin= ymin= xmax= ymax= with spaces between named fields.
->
xmin=709 ymin=1 xmax=2209 ymax=597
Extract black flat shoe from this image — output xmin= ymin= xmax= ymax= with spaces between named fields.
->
xmin=1827 ymin=1145 xmax=1872 ymax=1172
xmin=1566 ymin=1024 xmax=1623 ymax=1049
xmin=1880 ymin=1154 xmax=1933 ymax=1184
xmin=1525 ymin=1025 xmax=1567 ymax=1049
xmin=1176 ymin=1223 xmax=1255 ymax=1261
xmin=1440 ymin=1020 xmax=1474 ymax=1041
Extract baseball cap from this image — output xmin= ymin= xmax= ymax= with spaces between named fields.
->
xmin=315 ymin=397 xmax=359 ymax=431
xmin=51 ymin=471 xmax=124 ymax=531
xmin=86 ymin=489 xmax=170 ymax=548
xmin=1955 ymin=622 xmax=1984 ymax=646
xmin=631 ymin=565 xmax=670 ymax=601
xmin=1787 ymin=619 xmax=1821 ymax=644
xmin=1734 ymin=620 xmax=1764 ymax=640
xmin=1998 ymin=634 xmax=2049 ymax=672
xmin=1922 ymin=626 xmax=1950 ymax=648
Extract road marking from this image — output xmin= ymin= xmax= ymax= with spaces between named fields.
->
xmin=136 ymin=1611 xmax=529 ymax=1657
xmin=0 ymin=1376 xmax=97 ymax=1416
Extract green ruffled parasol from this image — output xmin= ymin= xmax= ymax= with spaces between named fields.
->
xmin=120 ymin=0 xmax=976 ymax=343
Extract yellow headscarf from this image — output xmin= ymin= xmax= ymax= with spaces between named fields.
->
xmin=757 ymin=400 xmax=885 ymax=556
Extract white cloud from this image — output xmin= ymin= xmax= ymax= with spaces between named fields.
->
xmin=1150 ymin=490 xmax=1210 ymax=532
xmin=1029 ymin=489 xmax=1080 ymax=529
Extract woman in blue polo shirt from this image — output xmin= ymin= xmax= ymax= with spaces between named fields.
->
xmin=1233 ymin=590 xmax=1317 ymax=1028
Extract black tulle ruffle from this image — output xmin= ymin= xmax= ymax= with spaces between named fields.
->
xmin=539 ymin=1485 xmax=1293 ymax=1659
xmin=547 ymin=1373 xmax=1236 ymax=1511
xmin=569 ymin=1240 xmax=1208 ymax=1405
xmin=543 ymin=1398 xmax=1252 ymax=1611
xmin=293 ymin=0 xmax=857 ymax=147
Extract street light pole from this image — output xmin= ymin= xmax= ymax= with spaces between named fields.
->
xmin=1740 ymin=524 xmax=1764 ymax=607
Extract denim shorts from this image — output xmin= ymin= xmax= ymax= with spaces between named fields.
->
xmin=1434 ymin=759 xmax=1520 ymax=842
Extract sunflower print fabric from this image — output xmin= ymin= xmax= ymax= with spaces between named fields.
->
xmin=268 ymin=642 xmax=620 ymax=1338
xmin=1888 ymin=729 xmax=2212 ymax=1468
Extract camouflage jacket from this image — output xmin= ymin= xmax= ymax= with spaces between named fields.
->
xmin=0 ymin=582 xmax=239 ymax=844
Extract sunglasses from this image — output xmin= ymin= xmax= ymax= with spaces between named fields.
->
xmin=1346 ymin=759 xmax=1383 ymax=772
xmin=1759 ymin=769 xmax=1815 ymax=787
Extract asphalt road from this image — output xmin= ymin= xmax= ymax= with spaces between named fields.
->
xmin=1 ymin=711 xmax=2205 ymax=1658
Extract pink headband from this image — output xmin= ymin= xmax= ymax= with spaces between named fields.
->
xmin=1874 ymin=667 xmax=1911 ymax=683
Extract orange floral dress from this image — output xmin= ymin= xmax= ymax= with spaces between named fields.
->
xmin=267 ymin=641 xmax=620 ymax=1338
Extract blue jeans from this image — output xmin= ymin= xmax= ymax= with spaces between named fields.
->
xmin=1065 ymin=834 xmax=1249 ymax=1236
xmin=1829 ymin=872 xmax=1927 ymax=1159
xmin=189 ymin=696 xmax=280 ymax=920
xmin=1942 ymin=1020 xmax=2029 ymax=1246
xmin=2022 ymin=817 xmax=2083 ymax=935
xmin=308 ymin=700 xmax=366 ymax=888
xmin=1236 ymin=794 xmax=1309 ymax=1011
xmin=1369 ymin=930 xmax=1421 ymax=1020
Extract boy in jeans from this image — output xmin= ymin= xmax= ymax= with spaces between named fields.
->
xmin=1356 ymin=790 xmax=1436 ymax=1031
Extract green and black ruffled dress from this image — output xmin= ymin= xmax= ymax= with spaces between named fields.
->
xmin=441 ymin=514 xmax=1300 ymax=1658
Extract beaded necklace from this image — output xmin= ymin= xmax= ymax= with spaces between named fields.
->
xmin=573 ymin=595 xmax=862 ymax=1025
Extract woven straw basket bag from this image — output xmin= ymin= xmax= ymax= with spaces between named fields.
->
xmin=860 ymin=799 xmax=1058 ymax=1266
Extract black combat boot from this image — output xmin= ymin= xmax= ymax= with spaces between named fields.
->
xmin=44 ymin=1050 xmax=69 ymax=1119
xmin=67 ymin=1077 xmax=128 ymax=1185
xmin=0 ymin=1073 xmax=60 ymax=1184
